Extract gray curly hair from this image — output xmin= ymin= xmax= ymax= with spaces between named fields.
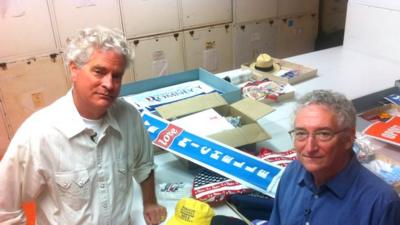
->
xmin=64 ymin=26 xmax=134 ymax=69
xmin=294 ymin=90 xmax=356 ymax=129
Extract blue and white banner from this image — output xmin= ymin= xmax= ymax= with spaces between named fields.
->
xmin=141 ymin=112 xmax=283 ymax=197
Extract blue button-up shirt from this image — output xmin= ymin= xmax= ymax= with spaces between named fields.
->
xmin=269 ymin=156 xmax=400 ymax=225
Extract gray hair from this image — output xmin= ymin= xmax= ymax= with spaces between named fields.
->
xmin=64 ymin=26 xmax=133 ymax=69
xmin=294 ymin=90 xmax=356 ymax=129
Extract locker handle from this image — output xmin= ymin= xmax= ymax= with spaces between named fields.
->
xmin=240 ymin=25 xmax=245 ymax=31
xmin=50 ymin=53 xmax=58 ymax=63
xmin=269 ymin=20 xmax=274 ymax=25
xmin=189 ymin=31 xmax=194 ymax=37
xmin=173 ymin=33 xmax=179 ymax=41
xmin=0 ymin=63 xmax=6 ymax=70
xmin=133 ymin=40 xmax=140 ymax=46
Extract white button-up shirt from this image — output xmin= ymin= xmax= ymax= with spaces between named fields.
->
xmin=0 ymin=91 xmax=155 ymax=225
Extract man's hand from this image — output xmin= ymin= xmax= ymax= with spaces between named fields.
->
xmin=143 ymin=203 xmax=167 ymax=225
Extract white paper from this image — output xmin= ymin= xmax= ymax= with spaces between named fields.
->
xmin=152 ymin=50 xmax=168 ymax=76
xmin=203 ymin=48 xmax=218 ymax=72
xmin=172 ymin=108 xmax=234 ymax=136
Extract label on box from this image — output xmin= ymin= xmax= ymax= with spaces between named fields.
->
xmin=142 ymin=111 xmax=283 ymax=197
xmin=122 ymin=80 xmax=217 ymax=112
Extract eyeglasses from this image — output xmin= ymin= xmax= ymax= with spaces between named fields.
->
xmin=288 ymin=129 xmax=347 ymax=142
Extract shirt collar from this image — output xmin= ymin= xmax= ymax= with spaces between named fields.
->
xmin=298 ymin=153 xmax=360 ymax=198
xmin=58 ymin=90 xmax=121 ymax=139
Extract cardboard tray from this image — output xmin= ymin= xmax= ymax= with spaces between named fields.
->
xmin=120 ymin=68 xmax=242 ymax=105
xmin=241 ymin=58 xmax=317 ymax=85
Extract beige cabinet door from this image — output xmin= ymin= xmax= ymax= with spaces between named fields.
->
xmin=233 ymin=19 xmax=278 ymax=68
xmin=183 ymin=24 xmax=233 ymax=73
xmin=278 ymin=0 xmax=319 ymax=16
xmin=0 ymin=0 xmax=57 ymax=62
xmin=234 ymin=0 xmax=278 ymax=23
xmin=120 ymin=0 xmax=180 ymax=38
xmin=276 ymin=14 xmax=318 ymax=58
xmin=130 ymin=32 xmax=185 ymax=81
xmin=0 ymin=102 xmax=11 ymax=157
xmin=51 ymin=0 xmax=123 ymax=48
xmin=0 ymin=55 xmax=69 ymax=136
xmin=181 ymin=0 xmax=232 ymax=28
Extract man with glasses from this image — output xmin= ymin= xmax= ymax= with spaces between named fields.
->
xmin=268 ymin=90 xmax=400 ymax=225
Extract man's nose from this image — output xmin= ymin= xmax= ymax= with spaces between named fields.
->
xmin=303 ymin=134 xmax=319 ymax=152
xmin=102 ymin=73 xmax=113 ymax=89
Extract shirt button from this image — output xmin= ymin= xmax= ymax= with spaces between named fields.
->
xmin=100 ymin=184 xmax=105 ymax=188
xmin=314 ymin=194 xmax=319 ymax=199
xmin=103 ymin=203 xmax=107 ymax=208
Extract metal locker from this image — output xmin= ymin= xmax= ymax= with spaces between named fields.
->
xmin=276 ymin=14 xmax=318 ymax=58
xmin=51 ymin=0 xmax=123 ymax=48
xmin=233 ymin=19 xmax=278 ymax=68
xmin=183 ymin=24 xmax=233 ymax=73
xmin=0 ymin=0 xmax=57 ymax=62
xmin=0 ymin=101 xmax=11 ymax=157
xmin=234 ymin=0 xmax=278 ymax=24
xmin=0 ymin=55 xmax=69 ymax=136
xmin=120 ymin=0 xmax=180 ymax=38
xmin=278 ymin=0 xmax=319 ymax=16
xmin=130 ymin=32 xmax=185 ymax=81
xmin=181 ymin=0 xmax=232 ymax=29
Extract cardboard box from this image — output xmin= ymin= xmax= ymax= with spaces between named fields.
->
xmin=359 ymin=104 xmax=400 ymax=122
xmin=120 ymin=68 xmax=242 ymax=106
xmin=241 ymin=58 xmax=318 ymax=85
xmin=156 ymin=93 xmax=275 ymax=147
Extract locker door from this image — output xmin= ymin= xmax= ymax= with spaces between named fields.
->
xmin=234 ymin=0 xmax=278 ymax=23
xmin=52 ymin=0 xmax=123 ymax=47
xmin=233 ymin=20 xmax=278 ymax=68
xmin=0 ymin=101 xmax=10 ymax=157
xmin=278 ymin=0 xmax=319 ymax=16
xmin=184 ymin=24 xmax=233 ymax=73
xmin=0 ymin=0 xmax=56 ymax=62
xmin=181 ymin=0 xmax=232 ymax=28
xmin=120 ymin=0 xmax=180 ymax=38
xmin=0 ymin=56 xmax=69 ymax=135
xmin=130 ymin=32 xmax=185 ymax=81
xmin=276 ymin=15 xmax=318 ymax=58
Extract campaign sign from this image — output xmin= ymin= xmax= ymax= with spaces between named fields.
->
xmin=142 ymin=112 xmax=283 ymax=197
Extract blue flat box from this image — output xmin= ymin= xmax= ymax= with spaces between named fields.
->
xmin=120 ymin=68 xmax=241 ymax=104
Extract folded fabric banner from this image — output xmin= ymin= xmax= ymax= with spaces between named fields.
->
xmin=141 ymin=112 xmax=283 ymax=197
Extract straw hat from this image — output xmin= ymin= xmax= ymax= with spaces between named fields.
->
xmin=166 ymin=198 xmax=215 ymax=225
xmin=250 ymin=53 xmax=280 ymax=73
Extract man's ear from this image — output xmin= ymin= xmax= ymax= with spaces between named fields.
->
xmin=345 ymin=127 xmax=356 ymax=149
xmin=69 ymin=62 xmax=78 ymax=82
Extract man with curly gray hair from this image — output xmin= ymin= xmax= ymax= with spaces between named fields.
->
xmin=268 ymin=90 xmax=400 ymax=225
xmin=0 ymin=26 xmax=167 ymax=225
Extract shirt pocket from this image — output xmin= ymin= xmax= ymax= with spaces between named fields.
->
xmin=54 ymin=169 xmax=91 ymax=210
xmin=117 ymin=161 xmax=133 ymax=191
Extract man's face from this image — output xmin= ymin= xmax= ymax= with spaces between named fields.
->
xmin=69 ymin=49 xmax=126 ymax=119
xmin=293 ymin=104 xmax=354 ymax=181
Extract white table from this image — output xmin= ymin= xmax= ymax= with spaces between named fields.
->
xmin=132 ymin=46 xmax=400 ymax=224
xmin=217 ymin=46 xmax=400 ymax=151
xmin=131 ymin=152 xmax=240 ymax=225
